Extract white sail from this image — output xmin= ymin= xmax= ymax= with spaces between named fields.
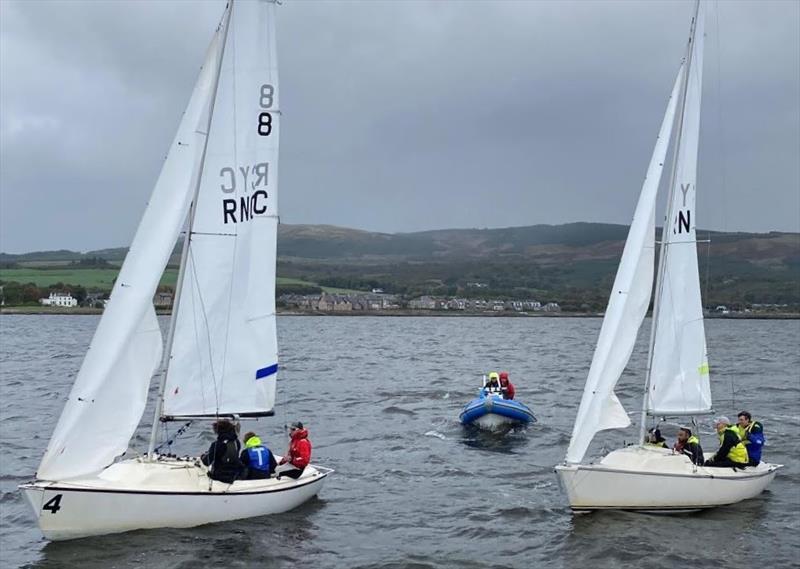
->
xmin=163 ymin=0 xmax=280 ymax=418
xmin=564 ymin=68 xmax=683 ymax=464
xmin=37 ymin=29 xmax=225 ymax=481
xmin=647 ymin=4 xmax=711 ymax=416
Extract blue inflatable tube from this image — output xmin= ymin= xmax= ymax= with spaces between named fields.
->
xmin=459 ymin=392 xmax=536 ymax=426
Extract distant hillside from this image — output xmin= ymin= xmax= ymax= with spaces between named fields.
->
xmin=3 ymin=223 xmax=798 ymax=309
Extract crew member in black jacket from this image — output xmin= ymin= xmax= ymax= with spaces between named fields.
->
xmin=673 ymin=426 xmax=704 ymax=465
xmin=201 ymin=419 xmax=243 ymax=483
xmin=704 ymin=416 xmax=748 ymax=469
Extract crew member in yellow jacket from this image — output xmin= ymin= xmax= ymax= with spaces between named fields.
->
xmin=704 ymin=416 xmax=748 ymax=469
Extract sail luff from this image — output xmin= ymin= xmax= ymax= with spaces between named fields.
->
xmin=146 ymin=3 xmax=233 ymax=457
xmin=638 ymin=0 xmax=701 ymax=440
xmin=647 ymin=0 xmax=711 ymax=417
xmin=564 ymin=66 xmax=684 ymax=464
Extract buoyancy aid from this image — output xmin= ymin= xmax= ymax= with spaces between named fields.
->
xmin=287 ymin=428 xmax=312 ymax=469
xmin=245 ymin=436 xmax=272 ymax=472
xmin=736 ymin=420 xmax=765 ymax=462
xmin=735 ymin=420 xmax=763 ymax=441
xmin=719 ymin=426 xmax=748 ymax=464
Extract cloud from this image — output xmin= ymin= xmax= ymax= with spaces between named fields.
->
xmin=1 ymin=0 xmax=797 ymax=252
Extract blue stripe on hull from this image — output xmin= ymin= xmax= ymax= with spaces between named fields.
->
xmin=459 ymin=396 xmax=536 ymax=425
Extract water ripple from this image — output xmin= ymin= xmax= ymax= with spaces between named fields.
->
xmin=0 ymin=315 xmax=798 ymax=568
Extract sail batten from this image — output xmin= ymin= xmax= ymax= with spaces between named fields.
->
xmin=564 ymin=67 xmax=684 ymax=464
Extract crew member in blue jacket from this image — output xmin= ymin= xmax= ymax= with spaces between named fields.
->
xmin=736 ymin=411 xmax=765 ymax=466
xmin=240 ymin=431 xmax=277 ymax=479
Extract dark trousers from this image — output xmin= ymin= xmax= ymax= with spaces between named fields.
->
xmin=277 ymin=467 xmax=304 ymax=479
xmin=705 ymin=457 xmax=748 ymax=469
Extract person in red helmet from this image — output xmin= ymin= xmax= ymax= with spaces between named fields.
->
xmin=498 ymin=371 xmax=515 ymax=400
xmin=276 ymin=421 xmax=312 ymax=480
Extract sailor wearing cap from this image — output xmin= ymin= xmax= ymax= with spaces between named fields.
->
xmin=276 ymin=421 xmax=312 ymax=480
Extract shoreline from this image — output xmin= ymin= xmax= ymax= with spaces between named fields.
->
xmin=1 ymin=307 xmax=798 ymax=319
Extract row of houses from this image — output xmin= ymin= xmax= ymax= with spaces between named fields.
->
xmin=34 ymin=289 xmax=559 ymax=313
xmin=279 ymin=293 xmax=560 ymax=313
xmin=281 ymin=292 xmax=402 ymax=312
xmin=407 ymin=296 xmax=560 ymax=312
xmin=38 ymin=291 xmax=173 ymax=309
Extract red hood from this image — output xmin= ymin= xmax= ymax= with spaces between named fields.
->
xmin=290 ymin=428 xmax=309 ymax=441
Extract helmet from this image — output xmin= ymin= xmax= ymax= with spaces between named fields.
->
xmin=488 ymin=372 xmax=499 ymax=381
xmin=499 ymin=371 xmax=509 ymax=380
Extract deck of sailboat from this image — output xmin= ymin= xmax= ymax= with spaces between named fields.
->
xmin=22 ymin=457 xmax=331 ymax=495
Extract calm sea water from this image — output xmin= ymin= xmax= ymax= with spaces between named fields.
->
xmin=1 ymin=315 xmax=798 ymax=569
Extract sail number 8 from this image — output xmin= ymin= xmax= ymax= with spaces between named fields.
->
xmin=258 ymin=84 xmax=274 ymax=137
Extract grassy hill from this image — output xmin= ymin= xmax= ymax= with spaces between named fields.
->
xmin=2 ymin=223 xmax=798 ymax=310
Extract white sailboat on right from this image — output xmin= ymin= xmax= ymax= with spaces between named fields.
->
xmin=555 ymin=0 xmax=782 ymax=512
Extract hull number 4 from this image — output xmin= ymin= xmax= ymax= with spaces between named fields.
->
xmin=42 ymin=494 xmax=63 ymax=514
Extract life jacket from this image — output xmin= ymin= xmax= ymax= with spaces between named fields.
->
xmin=719 ymin=426 xmax=748 ymax=464
xmin=219 ymin=438 xmax=239 ymax=466
xmin=209 ymin=435 xmax=241 ymax=483
xmin=687 ymin=435 xmax=699 ymax=445
xmin=735 ymin=421 xmax=763 ymax=440
xmin=245 ymin=436 xmax=271 ymax=472
xmin=499 ymin=377 xmax=515 ymax=400
xmin=287 ymin=428 xmax=312 ymax=469
xmin=736 ymin=420 xmax=765 ymax=462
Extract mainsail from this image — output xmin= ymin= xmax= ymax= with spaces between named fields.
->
xmin=647 ymin=4 xmax=711 ymax=416
xmin=564 ymin=67 xmax=683 ymax=464
xmin=162 ymin=0 xmax=280 ymax=418
xmin=37 ymin=28 xmax=226 ymax=481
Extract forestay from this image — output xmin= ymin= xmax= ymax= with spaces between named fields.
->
xmin=163 ymin=0 xmax=280 ymax=418
xmin=37 ymin=29 xmax=225 ymax=481
xmin=647 ymin=5 xmax=711 ymax=417
xmin=564 ymin=68 xmax=684 ymax=464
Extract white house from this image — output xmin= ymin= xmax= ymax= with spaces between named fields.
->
xmin=40 ymin=292 xmax=78 ymax=307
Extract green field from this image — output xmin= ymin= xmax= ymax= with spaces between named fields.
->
xmin=0 ymin=268 xmax=358 ymax=294
xmin=0 ymin=267 xmax=178 ymax=290
xmin=276 ymin=277 xmax=361 ymax=294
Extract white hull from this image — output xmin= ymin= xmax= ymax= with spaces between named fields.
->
xmin=555 ymin=446 xmax=781 ymax=512
xmin=20 ymin=457 xmax=330 ymax=541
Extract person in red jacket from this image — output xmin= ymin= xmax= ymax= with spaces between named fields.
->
xmin=499 ymin=371 xmax=515 ymax=400
xmin=276 ymin=421 xmax=312 ymax=480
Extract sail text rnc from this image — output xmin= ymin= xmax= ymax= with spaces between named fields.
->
xmin=220 ymin=162 xmax=270 ymax=224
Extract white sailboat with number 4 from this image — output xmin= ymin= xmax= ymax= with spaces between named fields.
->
xmin=20 ymin=0 xmax=331 ymax=541
xmin=554 ymin=0 xmax=781 ymax=512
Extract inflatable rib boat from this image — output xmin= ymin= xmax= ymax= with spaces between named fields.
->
xmin=459 ymin=390 xmax=536 ymax=430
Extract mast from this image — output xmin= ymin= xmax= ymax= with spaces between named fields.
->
xmin=147 ymin=2 xmax=234 ymax=458
xmin=637 ymin=0 xmax=701 ymax=444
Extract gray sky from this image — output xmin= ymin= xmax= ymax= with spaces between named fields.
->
xmin=1 ymin=0 xmax=798 ymax=253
